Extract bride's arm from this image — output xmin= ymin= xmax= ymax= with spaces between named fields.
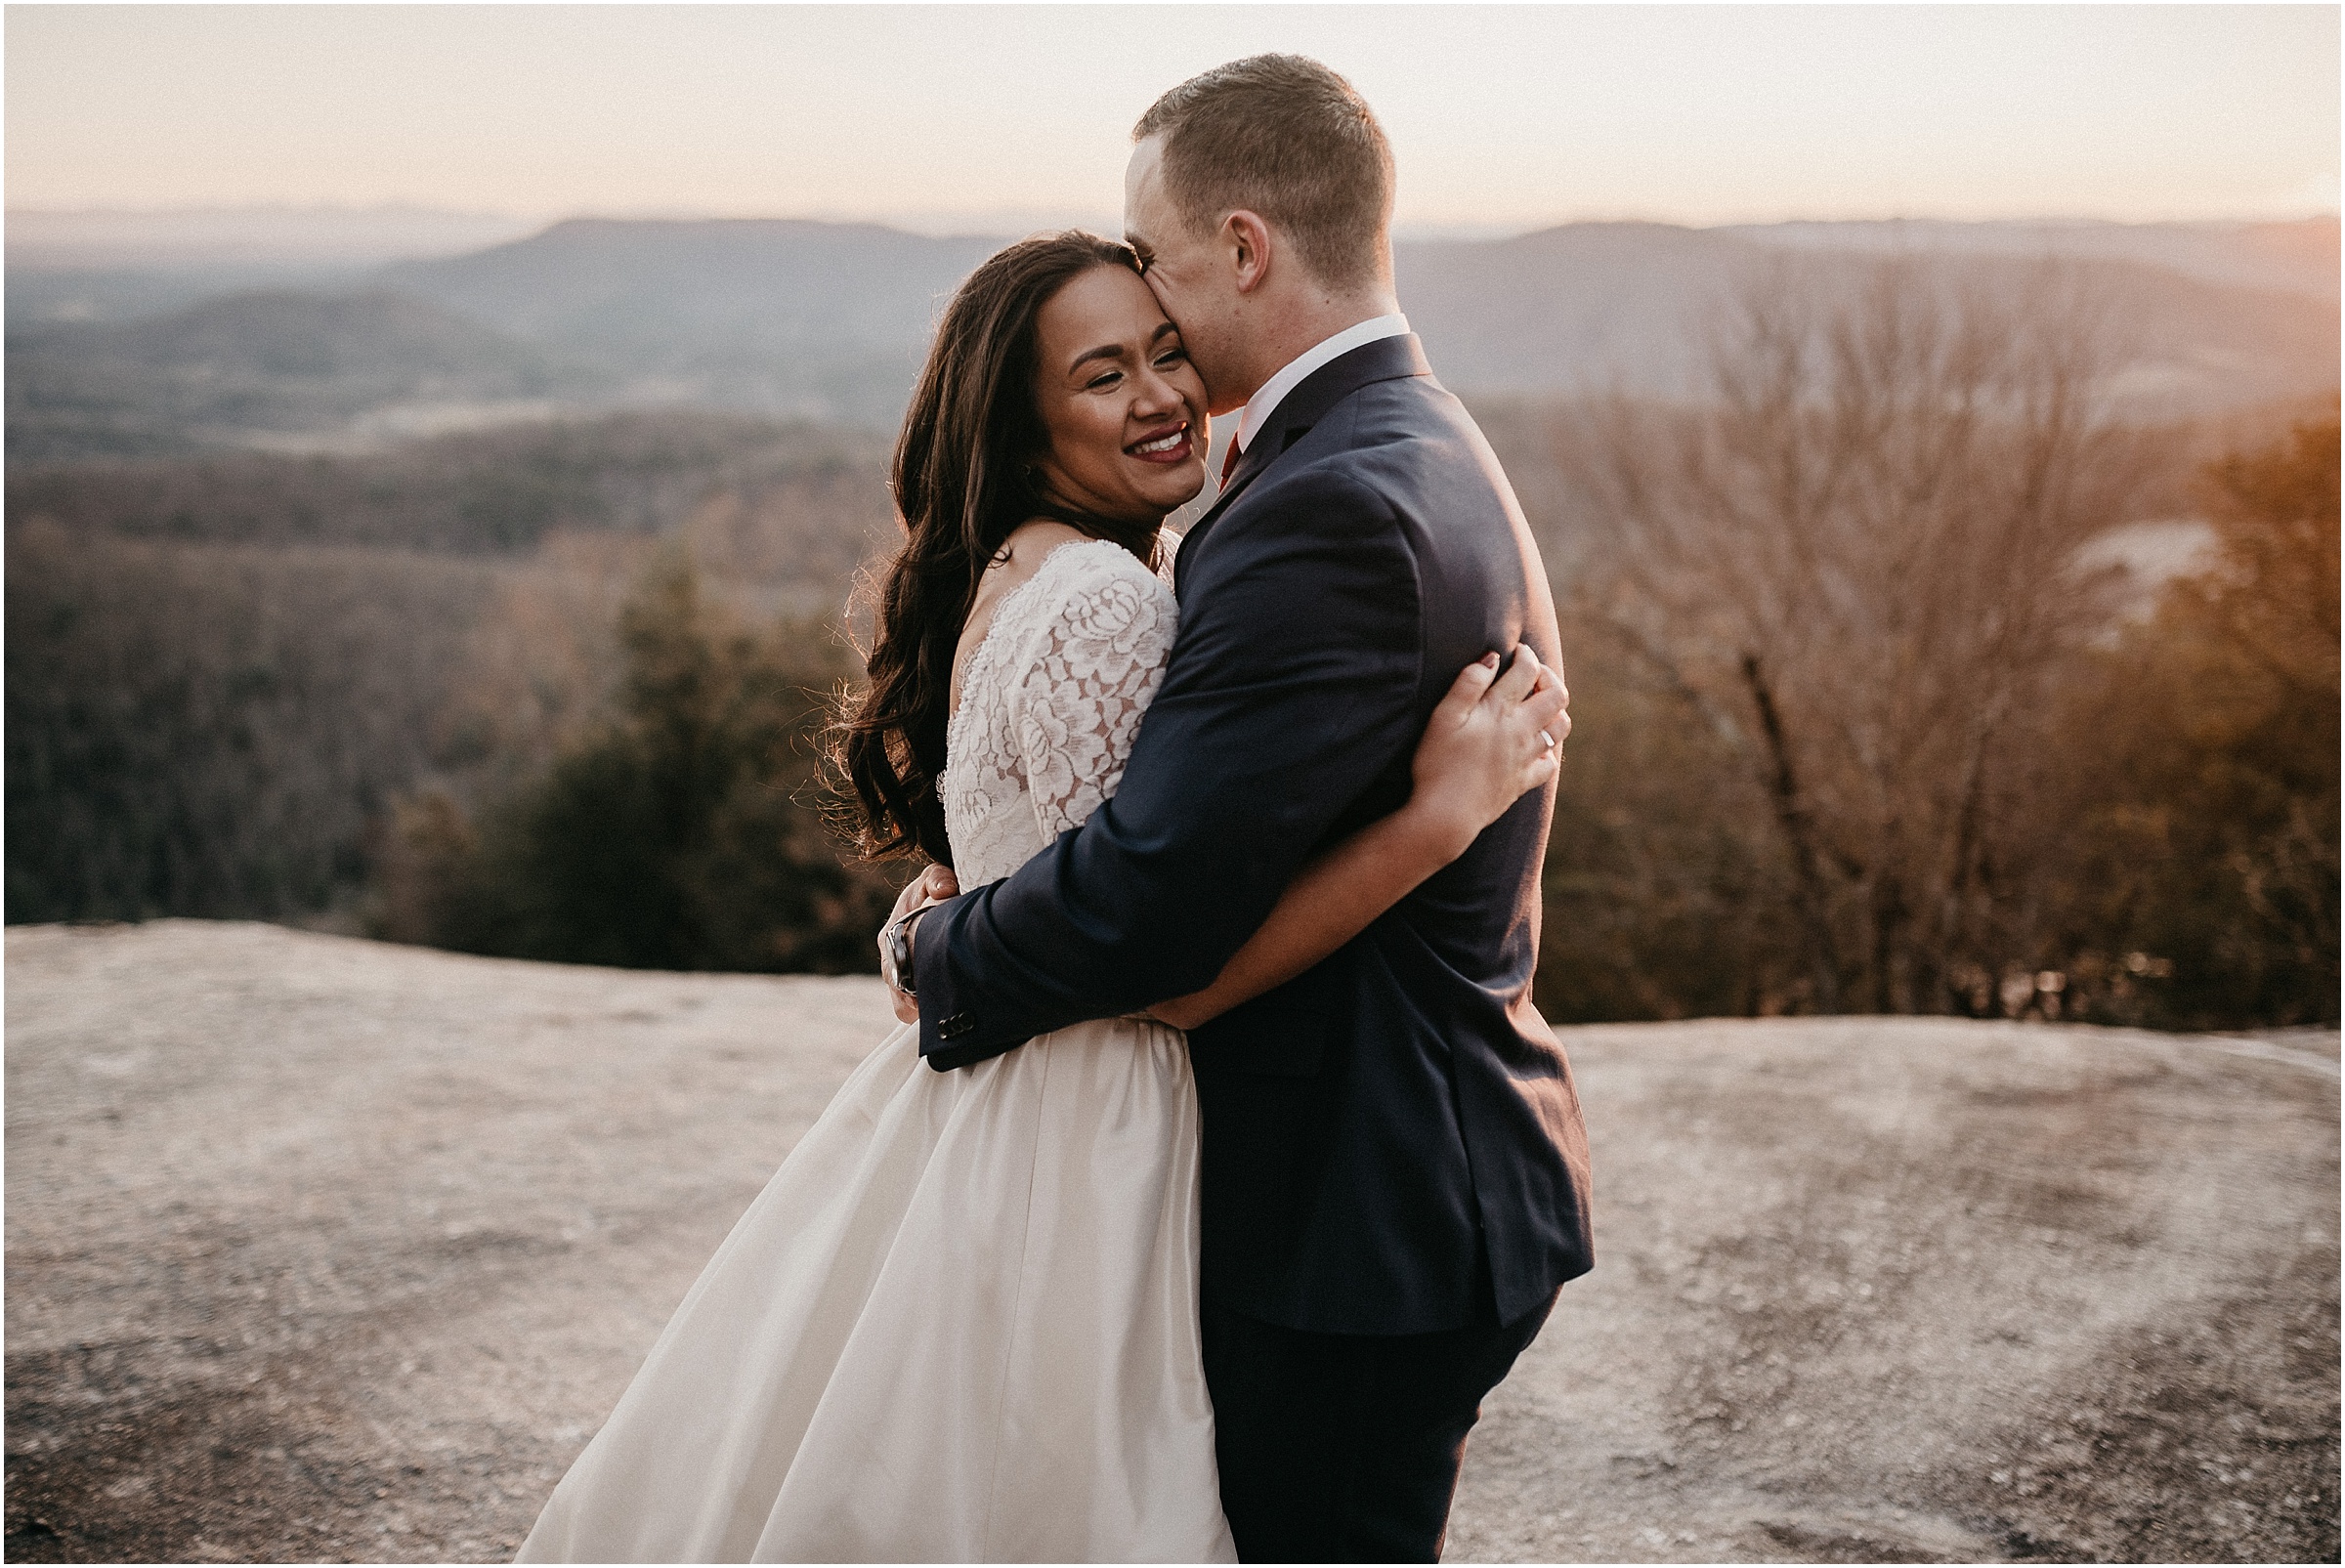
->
xmin=1147 ymin=646 xmax=1568 ymax=1032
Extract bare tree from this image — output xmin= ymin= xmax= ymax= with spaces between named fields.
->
xmin=1576 ymin=257 xmax=2152 ymax=1013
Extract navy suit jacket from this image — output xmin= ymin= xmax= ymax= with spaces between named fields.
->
xmin=912 ymin=333 xmax=1594 ymax=1335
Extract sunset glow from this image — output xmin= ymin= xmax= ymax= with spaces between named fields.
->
xmin=6 ymin=3 xmax=2336 ymax=231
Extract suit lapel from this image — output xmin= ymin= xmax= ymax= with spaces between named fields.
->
xmin=1174 ymin=333 xmax=1434 ymax=599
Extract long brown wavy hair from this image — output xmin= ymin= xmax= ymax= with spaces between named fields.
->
xmin=830 ymin=232 xmax=1167 ymax=868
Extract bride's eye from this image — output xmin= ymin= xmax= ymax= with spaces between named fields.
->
xmin=1087 ymin=370 xmax=1124 ymax=392
xmin=1153 ymin=347 xmax=1187 ymax=369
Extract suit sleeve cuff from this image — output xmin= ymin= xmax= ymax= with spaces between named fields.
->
xmin=911 ymin=895 xmax=986 ymax=1067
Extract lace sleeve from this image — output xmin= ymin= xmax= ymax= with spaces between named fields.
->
xmin=1009 ymin=547 xmax=1176 ymax=840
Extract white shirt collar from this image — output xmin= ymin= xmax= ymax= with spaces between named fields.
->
xmin=1233 ymin=313 xmax=1411 ymax=454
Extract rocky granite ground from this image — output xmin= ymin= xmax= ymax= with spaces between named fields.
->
xmin=7 ymin=920 xmax=2336 ymax=1562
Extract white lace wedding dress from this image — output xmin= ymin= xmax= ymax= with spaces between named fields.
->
xmin=517 ymin=538 xmax=1236 ymax=1563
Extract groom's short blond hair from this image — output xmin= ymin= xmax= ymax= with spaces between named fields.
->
xmin=1133 ymin=55 xmax=1394 ymax=290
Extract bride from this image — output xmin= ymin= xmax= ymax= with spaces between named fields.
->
xmin=516 ymin=233 xmax=1567 ymax=1563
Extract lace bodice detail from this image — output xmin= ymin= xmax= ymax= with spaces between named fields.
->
xmin=940 ymin=538 xmax=1177 ymax=887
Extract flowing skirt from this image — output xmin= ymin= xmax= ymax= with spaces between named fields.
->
xmin=516 ymin=1015 xmax=1236 ymax=1563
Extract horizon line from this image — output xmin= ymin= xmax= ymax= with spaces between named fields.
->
xmin=8 ymin=204 xmax=2339 ymax=239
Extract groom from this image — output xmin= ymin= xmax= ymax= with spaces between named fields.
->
xmin=892 ymin=55 xmax=1593 ymax=1561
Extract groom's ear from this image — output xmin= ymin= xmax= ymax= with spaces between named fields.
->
xmin=1224 ymin=210 xmax=1274 ymax=295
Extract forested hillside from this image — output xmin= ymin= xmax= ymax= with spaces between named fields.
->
xmin=7 ymin=412 xmax=904 ymax=971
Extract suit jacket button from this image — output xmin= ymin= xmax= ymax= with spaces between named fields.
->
xmin=939 ymin=1012 xmax=975 ymax=1039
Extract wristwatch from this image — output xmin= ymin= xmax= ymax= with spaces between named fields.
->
xmin=883 ymin=908 xmax=924 ymax=999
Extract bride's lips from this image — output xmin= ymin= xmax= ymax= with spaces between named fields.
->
xmin=1124 ymin=423 xmax=1193 ymax=465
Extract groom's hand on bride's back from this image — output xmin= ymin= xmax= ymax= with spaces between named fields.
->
xmin=881 ymin=864 xmax=960 ymax=1024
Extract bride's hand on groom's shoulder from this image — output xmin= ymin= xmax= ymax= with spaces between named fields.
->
xmin=881 ymin=864 xmax=960 ymax=1024
xmin=1407 ymin=647 xmax=1569 ymax=858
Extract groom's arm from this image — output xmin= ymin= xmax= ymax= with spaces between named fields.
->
xmin=911 ymin=467 xmax=1424 ymax=1069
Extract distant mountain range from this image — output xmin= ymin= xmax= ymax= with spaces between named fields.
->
xmin=1395 ymin=219 xmax=2337 ymax=407
xmin=1715 ymin=217 xmax=2338 ymax=300
xmin=5 ymin=205 xmax=542 ymax=270
xmin=386 ymin=220 xmax=1002 ymax=428
xmin=8 ymin=214 xmax=2335 ymax=458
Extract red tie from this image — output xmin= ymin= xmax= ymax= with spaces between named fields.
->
xmin=1220 ymin=437 xmax=1243 ymax=487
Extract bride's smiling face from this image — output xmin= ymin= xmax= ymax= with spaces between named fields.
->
xmin=1029 ymin=265 xmax=1210 ymax=525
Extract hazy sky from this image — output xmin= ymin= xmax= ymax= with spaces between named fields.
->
xmin=7 ymin=3 xmax=2337 ymax=230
